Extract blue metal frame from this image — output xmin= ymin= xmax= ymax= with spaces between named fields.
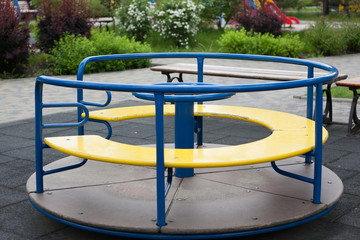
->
xmin=34 ymin=53 xmax=339 ymax=235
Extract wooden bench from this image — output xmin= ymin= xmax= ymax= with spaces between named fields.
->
xmin=46 ymin=104 xmax=328 ymax=168
xmin=150 ymin=63 xmax=348 ymax=124
xmin=18 ymin=1 xmax=37 ymax=19
xmin=89 ymin=17 xmax=113 ymax=31
xmin=336 ymin=78 xmax=360 ymax=135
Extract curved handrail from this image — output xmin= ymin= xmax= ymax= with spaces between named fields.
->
xmin=75 ymin=53 xmax=338 ymax=91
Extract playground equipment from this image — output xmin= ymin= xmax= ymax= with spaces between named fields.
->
xmin=27 ymin=53 xmax=343 ymax=239
xmin=248 ymin=0 xmax=300 ymax=26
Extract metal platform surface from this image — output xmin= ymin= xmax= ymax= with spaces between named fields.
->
xmin=26 ymin=154 xmax=343 ymax=238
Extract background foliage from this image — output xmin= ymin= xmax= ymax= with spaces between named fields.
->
xmin=0 ymin=0 xmax=30 ymax=78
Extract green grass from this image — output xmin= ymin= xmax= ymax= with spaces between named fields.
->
xmin=331 ymin=86 xmax=354 ymax=99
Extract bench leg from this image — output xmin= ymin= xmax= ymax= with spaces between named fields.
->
xmin=347 ymin=88 xmax=360 ymax=135
xmin=322 ymin=84 xmax=333 ymax=124
xmin=163 ymin=72 xmax=184 ymax=83
xmin=312 ymin=84 xmax=333 ymax=124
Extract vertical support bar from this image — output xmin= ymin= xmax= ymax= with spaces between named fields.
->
xmin=197 ymin=57 xmax=204 ymax=83
xmin=196 ymin=116 xmax=203 ymax=146
xmin=35 ymin=81 xmax=44 ymax=193
xmin=175 ymin=102 xmax=195 ymax=178
xmin=306 ymin=66 xmax=314 ymax=164
xmin=306 ymin=66 xmax=314 ymax=119
xmin=313 ymin=83 xmax=323 ymax=204
xmin=196 ymin=57 xmax=204 ymax=146
xmin=155 ymin=92 xmax=166 ymax=227
xmin=77 ymin=84 xmax=84 ymax=136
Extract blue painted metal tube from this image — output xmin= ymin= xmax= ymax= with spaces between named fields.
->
xmin=155 ymin=92 xmax=166 ymax=227
xmin=43 ymin=159 xmax=88 ymax=175
xmin=175 ymin=102 xmax=195 ymax=178
xmin=306 ymin=67 xmax=314 ymax=164
xmin=195 ymin=56 xmax=204 ymax=147
xmin=38 ymin=71 xmax=337 ymax=94
xmin=77 ymin=88 xmax=84 ymax=136
xmin=165 ymin=168 xmax=173 ymax=197
xmin=196 ymin=116 xmax=203 ymax=146
xmin=271 ymin=162 xmax=314 ymax=184
xmin=313 ymin=83 xmax=323 ymax=204
xmin=197 ymin=57 xmax=204 ymax=83
xmin=35 ymin=81 xmax=44 ymax=193
xmin=42 ymin=102 xmax=89 ymax=128
xmin=80 ymin=91 xmax=112 ymax=107
xmin=306 ymin=67 xmax=314 ymax=119
xmin=75 ymin=53 xmax=339 ymax=89
xmin=88 ymin=119 xmax=113 ymax=139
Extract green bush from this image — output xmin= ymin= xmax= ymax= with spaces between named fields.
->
xmin=91 ymin=31 xmax=152 ymax=71
xmin=217 ymin=29 xmax=305 ymax=58
xmin=343 ymin=22 xmax=360 ymax=53
xmin=27 ymin=53 xmax=56 ymax=76
xmin=51 ymin=31 xmax=151 ymax=75
xmin=303 ymin=20 xmax=346 ymax=56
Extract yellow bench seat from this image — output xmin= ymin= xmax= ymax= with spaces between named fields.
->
xmin=45 ymin=105 xmax=328 ymax=168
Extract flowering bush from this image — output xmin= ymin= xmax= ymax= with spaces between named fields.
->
xmin=152 ymin=0 xmax=204 ymax=48
xmin=116 ymin=0 xmax=154 ymax=42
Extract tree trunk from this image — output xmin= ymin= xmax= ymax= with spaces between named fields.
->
xmin=322 ymin=0 xmax=330 ymax=15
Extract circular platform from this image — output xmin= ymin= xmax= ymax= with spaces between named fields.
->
xmin=26 ymin=155 xmax=343 ymax=239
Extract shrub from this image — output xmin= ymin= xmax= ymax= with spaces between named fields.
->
xmin=0 ymin=0 xmax=30 ymax=77
xmin=217 ymin=29 xmax=305 ymax=58
xmin=36 ymin=0 xmax=95 ymax=52
xmin=234 ymin=0 xmax=283 ymax=37
xmin=27 ymin=52 xmax=56 ymax=76
xmin=200 ymin=0 xmax=240 ymax=28
xmin=91 ymin=31 xmax=152 ymax=71
xmin=303 ymin=20 xmax=346 ymax=56
xmin=115 ymin=0 xmax=154 ymax=42
xmin=51 ymin=31 xmax=151 ymax=75
xmin=343 ymin=22 xmax=360 ymax=53
xmin=152 ymin=0 xmax=204 ymax=48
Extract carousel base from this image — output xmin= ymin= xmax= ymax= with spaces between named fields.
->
xmin=26 ymin=155 xmax=343 ymax=239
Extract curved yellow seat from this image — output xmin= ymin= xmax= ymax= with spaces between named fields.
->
xmin=45 ymin=105 xmax=328 ymax=168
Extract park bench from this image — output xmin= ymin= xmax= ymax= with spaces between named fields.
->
xmin=89 ymin=17 xmax=113 ymax=31
xmin=336 ymin=78 xmax=360 ymax=135
xmin=18 ymin=1 xmax=37 ymax=19
xmin=150 ymin=63 xmax=348 ymax=124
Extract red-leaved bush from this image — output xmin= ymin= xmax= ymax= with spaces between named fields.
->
xmin=37 ymin=0 xmax=95 ymax=52
xmin=234 ymin=0 xmax=283 ymax=37
xmin=0 ymin=0 xmax=30 ymax=76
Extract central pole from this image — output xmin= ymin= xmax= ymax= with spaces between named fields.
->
xmin=175 ymin=101 xmax=195 ymax=178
